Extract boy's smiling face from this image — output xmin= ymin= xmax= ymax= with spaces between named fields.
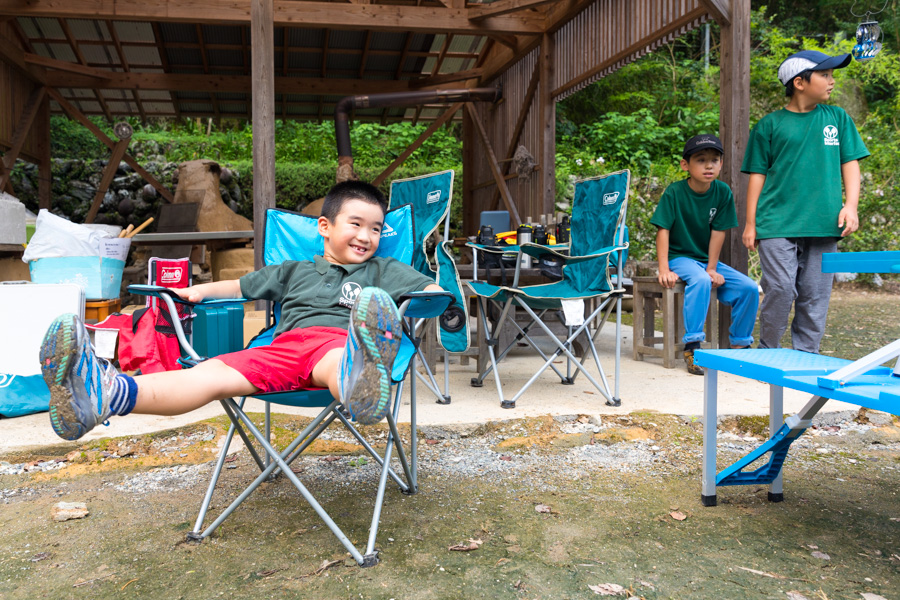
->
xmin=318 ymin=198 xmax=384 ymax=265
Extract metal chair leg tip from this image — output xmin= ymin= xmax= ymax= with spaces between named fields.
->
xmin=700 ymin=494 xmax=717 ymax=507
xmin=500 ymin=400 xmax=516 ymax=409
xmin=605 ymin=398 xmax=622 ymax=407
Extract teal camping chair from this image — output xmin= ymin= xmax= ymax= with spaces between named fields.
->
xmin=467 ymin=170 xmax=630 ymax=408
xmin=129 ymin=204 xmax=452 ymax=567
xmin=389 ymin=170 xmax=469 ymax=404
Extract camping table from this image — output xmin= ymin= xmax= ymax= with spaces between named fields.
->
xmin=695 ymin=250 xmax=900 ymax=506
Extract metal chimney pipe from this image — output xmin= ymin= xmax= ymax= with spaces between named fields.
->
xmin=334 ymin=87 xmax=501 ymax=176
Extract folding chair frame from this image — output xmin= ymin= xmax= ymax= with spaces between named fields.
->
xmin=131 ymin=284 xmax=450 ymax=567
xmin=466 ymin=172 xmax=629 ymax=409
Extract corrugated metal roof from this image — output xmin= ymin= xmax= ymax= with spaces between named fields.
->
xmin=114 ymin=22 xmax=155 ymax=44
xmin=123 ymin=45 xmax=162 ymax=67
xmin=67 ymin=19 xmax=111 ymax=41
xmin=80 ymin=44 xmax=114 ymax=65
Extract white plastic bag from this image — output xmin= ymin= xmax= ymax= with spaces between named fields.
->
xmin=22 ymin=210 xmax=114 ymax=262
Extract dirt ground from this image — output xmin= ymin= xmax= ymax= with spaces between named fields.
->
xmin=1 ymin=410 xmax=898 ymax=600
xmin=2 ymin=287 xmax=899 ymax=600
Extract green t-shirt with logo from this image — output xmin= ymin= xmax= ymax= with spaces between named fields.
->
xmin=240 ymin=255 xmax=434 ymax=337
xmin=741 ymin=104 xmax=869 ymax=239
xmin=650 ymin=179 xmax=738 ymax=262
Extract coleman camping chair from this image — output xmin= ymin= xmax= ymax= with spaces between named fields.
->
xmin=129 ymin=204 xmax=452 ymax=567
xmin=389 ymin=170 xmax=469 ymax=404
xmin=467 ymin=169 xmax=630 ymax=408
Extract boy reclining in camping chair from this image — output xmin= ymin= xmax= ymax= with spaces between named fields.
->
xmin=40 ymin=181 xmax=443 ymax=441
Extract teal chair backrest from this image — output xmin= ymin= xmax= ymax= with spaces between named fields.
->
xmin=568 ymin=170 xmax=630 ymax=294
xmin=389 ymin=170 xmax=469 ymax=353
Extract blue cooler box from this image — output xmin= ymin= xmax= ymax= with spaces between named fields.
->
xmin=29 ymin=256 xmax=126 ymax=300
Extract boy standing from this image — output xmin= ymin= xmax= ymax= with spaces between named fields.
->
xmin=652 ymin=134 xmax=759 ymax=375
xmin=40 ymin=181 xmax=443 ymax=441
xmin=742 ymin=51 xmax=869 ymax=353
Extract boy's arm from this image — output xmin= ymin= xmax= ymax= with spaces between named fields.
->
xmin=742 ymin=173 xmax=765 ymax=250
xmin=173 ymin=279 xmax=243 ymax=303
xmin=706 ymin=230 xmax=726 ymax=288
xmin=655 ymin=228 xmax=679 ymax=289
xmin=839 ymin=160 xmax=861 ymax=237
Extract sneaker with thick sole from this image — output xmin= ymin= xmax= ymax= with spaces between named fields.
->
xmin=40 ymin=313 xmax=115 ymax=440
xmin=338 ymin=287 xmax=402 ymax=425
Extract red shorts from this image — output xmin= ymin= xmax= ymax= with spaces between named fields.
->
xmin=215 ymin=326 xmax=347 ymax=393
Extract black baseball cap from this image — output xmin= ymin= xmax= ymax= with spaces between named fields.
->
xmin=778 ymin=50 xmax=852 ymax=86
xmin=682 ymin=134 xmax=724 ymax=159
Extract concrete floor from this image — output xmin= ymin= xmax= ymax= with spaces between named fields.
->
xmin=0 ymin=322 xmax=860 ymax=453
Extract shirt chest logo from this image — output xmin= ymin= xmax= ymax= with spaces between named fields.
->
xmin=339 ymin=282 xmax=362 ymax=308
xmin=823 ymin=125 xmax=839 ymax=146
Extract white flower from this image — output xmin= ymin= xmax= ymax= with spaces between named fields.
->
xmin=575 ymin=158 xmax=583 ymax=166
xmin=867 ymin=136 xmax=872 ymax=140
xmin=874 ymin=189 xmax=884 ymax=197
xmin=597 ymin=157 xmax=605 ymax=164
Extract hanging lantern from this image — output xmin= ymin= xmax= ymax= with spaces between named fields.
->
xmin=852 ymin=21 xmax=882 ymax=62
xmin=850 ymin=1 xmax=888 ymax=62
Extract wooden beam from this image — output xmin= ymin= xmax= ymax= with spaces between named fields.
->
xmin=464 ymin=102 xmax=521 ymax=225
xmin=0 ymin=86 xmax=47 ymax=190
xmin=697 ymin=0 xmax=731 ymax=26
xmin=0 ymin=31 xmax=46 ymax=84
xmin=716 ymin=0 xmax=749 ymax=347
xmin=252 ymin=0 xmax=276 ymax=274
xmin=23 ymin=52 xmax=110 ymax=79
xmin=86 ymin=137 xmax=129 ymax=223
xmin=468 ymin=0 xmax=557 ymax=20
xmin=0 ymin=1 xmax=544 ymax=35
xmin=489 ymin=59 xmax=539 ymax=209
xmin=45 ymin=71 xmax=418 ymax=95
xmin=46 ymin=87 xmax=175 ymax=202
xmin=372 ymin=102 xmax=463 ymax=187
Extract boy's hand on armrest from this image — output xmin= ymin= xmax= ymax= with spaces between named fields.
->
xmin=706 ymin=268 xmax=725 ymax=288
xmin=657 ymin=269 xmax=679 ymax=289
xmin=838 ymin=205 xmax=859 ymax=237
xmin=172 ymin=286 xmax=205 ymax=303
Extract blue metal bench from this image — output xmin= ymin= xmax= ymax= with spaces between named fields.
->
xmin=696 ymin=251 xmax=900 ymax=506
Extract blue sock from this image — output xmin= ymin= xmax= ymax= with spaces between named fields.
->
xmin=109 ymin=374 xmax=138 ymax=416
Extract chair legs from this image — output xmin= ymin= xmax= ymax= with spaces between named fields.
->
xmin=471 ymin=293 xmax=623 ymax=408
xmin=189 ymin=382 xmax=419 ymax=567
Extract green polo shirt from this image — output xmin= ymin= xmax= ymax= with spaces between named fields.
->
xmin=240 ymin=255 xmax=434 ymax=337
xmin=650 ymin=179 xmax=738 ymax=262
xmin=741 ymin=104 xmax=869 ymax=239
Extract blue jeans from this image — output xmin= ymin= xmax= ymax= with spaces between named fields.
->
xmin=668 ymin=257 xmax=759 ymax=347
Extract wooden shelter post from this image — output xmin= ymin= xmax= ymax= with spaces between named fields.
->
xmin=36 ymin=93 xmax=51 ymax=210
xmin=251 ymin=0 xmax=276 ymax=275
xmin=713 ymin=0 xmax=751 ymax=347
xmin=538 ymin=32 xmax=555 ymax=219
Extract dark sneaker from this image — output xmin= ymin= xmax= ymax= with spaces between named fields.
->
xmin=40 ymin=313 xmax=115 ymax=440
xmin=338 ymin=287 xmax=402 ymax=425
xmin=730 ymin=344 xmax=751 ymax=349
xmin=683 ymin=348 xmax=704 ymax=376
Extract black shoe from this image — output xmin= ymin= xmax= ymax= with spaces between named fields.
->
xmin=683 ymin=349 xmax=704 ymax=376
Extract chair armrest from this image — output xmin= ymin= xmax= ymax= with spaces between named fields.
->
xmin=519 ymin=242 xmax=628 ymax=265
xmin=128 ymin=284 xmax=249 ymax=306
xmin=398 ymin=290 xmax=454 ymax=319
xmin=465 ymin=242 xmax=517 ymax=255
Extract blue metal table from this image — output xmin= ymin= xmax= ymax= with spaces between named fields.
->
xmin=696 ymin=251 xmax=900 ymax=506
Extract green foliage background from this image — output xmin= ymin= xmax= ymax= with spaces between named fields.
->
xmin=47 ymin=3 xmax=900 ymax=273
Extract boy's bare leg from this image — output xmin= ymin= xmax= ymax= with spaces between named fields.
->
xmin=132 ymin=359 xmax=260 ymax=416
xmin=311 ymin=347 xmax=343 ymax=401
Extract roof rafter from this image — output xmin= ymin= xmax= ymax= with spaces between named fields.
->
xmin=0 ymin=0 xmax=544 ymax=35
xmin=468 ymin=0 xmax=557 ymax=20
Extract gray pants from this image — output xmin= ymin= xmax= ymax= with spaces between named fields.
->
xmin=757 ymin=237 xmax=837 ymax=353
